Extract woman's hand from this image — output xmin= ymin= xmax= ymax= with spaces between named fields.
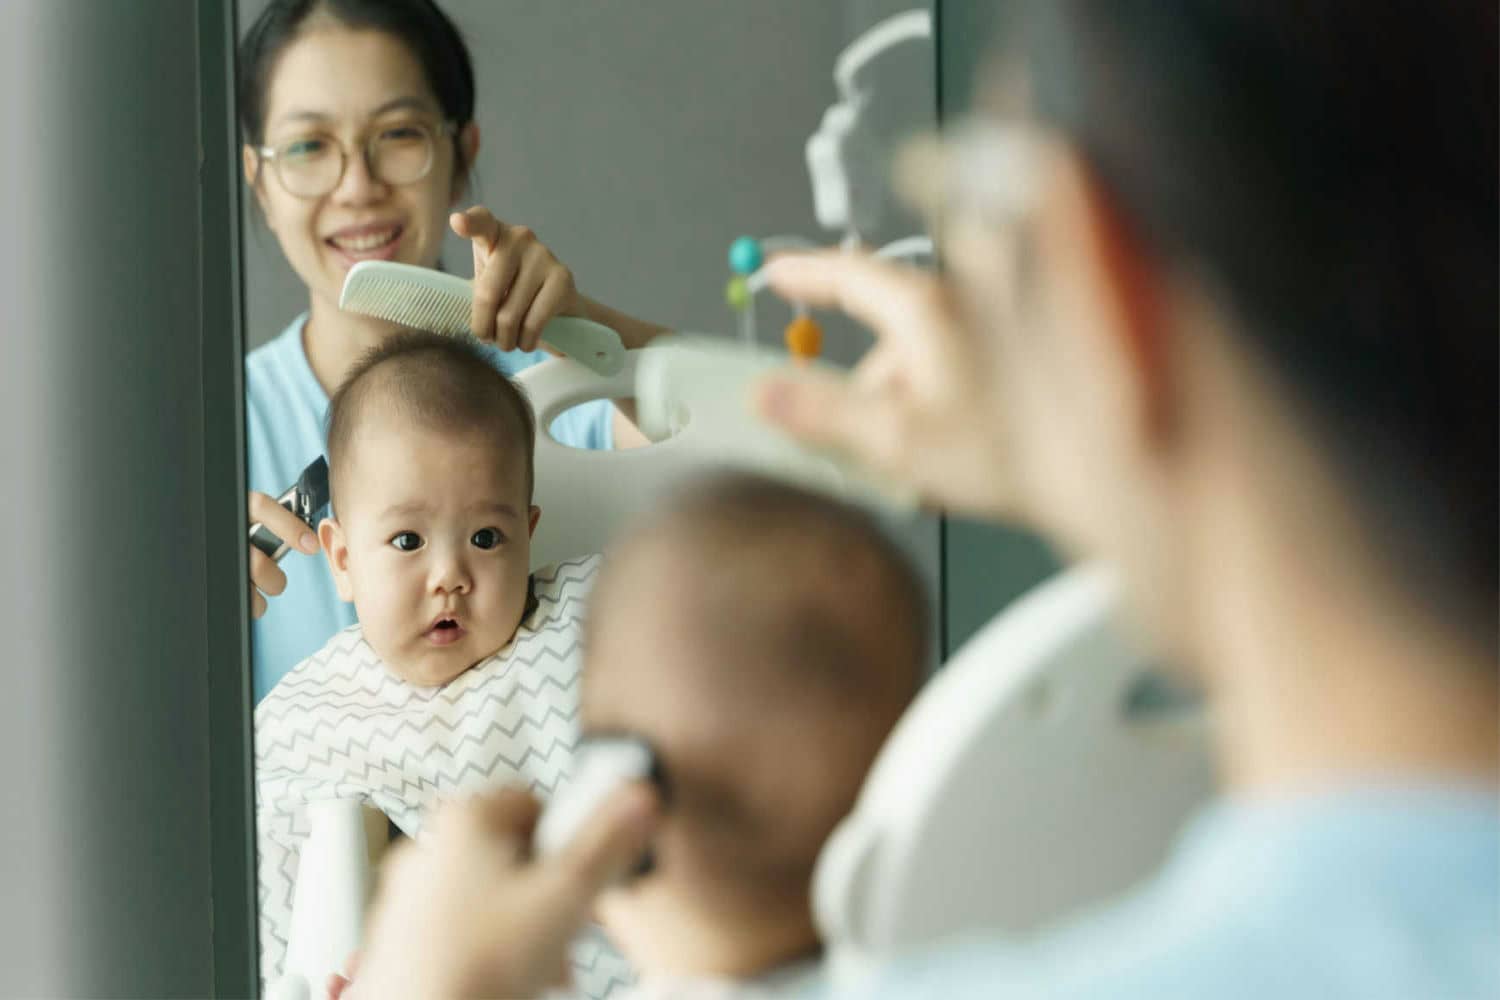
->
xmin=248 ymin=490 xmax=320 ymax=619
xmin=752 ymin=251 xmax=1016 ymax=519
xmin=351 ymin=783 xmax=658 ymax=1000
xmin=451 ymin=206 xmax=585 ymax=353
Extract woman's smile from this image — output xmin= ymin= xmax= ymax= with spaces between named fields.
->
xmin=324 ymin=220 xmax=407 ymax=266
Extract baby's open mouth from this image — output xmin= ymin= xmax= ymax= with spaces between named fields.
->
xmin=425 ymin=617 xmax=466 ymax=646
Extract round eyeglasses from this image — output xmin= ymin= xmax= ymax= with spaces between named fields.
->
xmin=255 ymin=119 xmax=458 ymax=199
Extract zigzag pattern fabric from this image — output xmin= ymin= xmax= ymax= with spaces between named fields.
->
xmin=255 ymin=555 xmax=635 ymax=998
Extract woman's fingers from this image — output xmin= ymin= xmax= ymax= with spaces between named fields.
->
xmin=438 ymin=784 xmax=541 ymax=865
xmin=492 ymin=245 xmax=547 ymax=353
xmin=547 ymin=783 xmax=660 ymax=900
xmin=247 ymin=489 xmax=316 ymax=618
xmin=764 ymin=250 xmax=947 ymax=351
xmin=752 ymin=367 xmax=872 ymax=455
xmin=470 ymin=238 xmax=521 ymax=346
xmin=454 ymin=206 xmax=582 ymax=351
xmin=523 ymin=272 xmax=576 ymax=354
xmin=248 ymin=491 xmax=319 ymax=556
xmin=249 ymin=545 xmax=287 ymax=598
xmin=449 ymin=206 xmax=499 ymax=250
xmin=756 ymin=253 xmax=1017 ymax=516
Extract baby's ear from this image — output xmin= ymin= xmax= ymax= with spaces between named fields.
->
xmin=527 ymin=505 xmax=541 ymax=538
xmin=319 ymin=518 xmax=354 ymax=601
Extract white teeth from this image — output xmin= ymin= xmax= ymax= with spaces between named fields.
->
xmin=331 ymin=228 xmax=398 ymax=252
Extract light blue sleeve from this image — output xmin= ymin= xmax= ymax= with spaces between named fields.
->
xmin=545 ymin=397 xmax=615 ymax=451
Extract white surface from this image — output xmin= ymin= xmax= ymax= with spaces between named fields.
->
xmin=520 ymin=349 xmax=712 ymax=569
xmin=813 ymin=565 xmax=1215 ymax=986
xmin=282 ymin=799 xmax=369 ymax=989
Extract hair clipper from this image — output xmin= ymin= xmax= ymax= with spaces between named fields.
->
xmin=248 ymin=455 xmax=331 ymax=561
xmin=534 ymin=735 xmax=662 ymax=879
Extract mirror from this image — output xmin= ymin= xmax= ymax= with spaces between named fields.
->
xmin=237 ymin=1 xmax=937 ymax=994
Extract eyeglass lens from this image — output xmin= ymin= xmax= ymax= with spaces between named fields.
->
xmin=273 ymin=122 xmax=438 ymax=197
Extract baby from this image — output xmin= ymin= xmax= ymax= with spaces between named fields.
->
xmin=254 ymin=330 xmax=629 ymax=994
xmin=579 ymin=473 xmax=929 ymax=996
xmin=317 ymin=327 xmax=542 ymax=686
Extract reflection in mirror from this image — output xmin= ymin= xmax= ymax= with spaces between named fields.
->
xmin=237 ymin=2 xmax=936 ymax=996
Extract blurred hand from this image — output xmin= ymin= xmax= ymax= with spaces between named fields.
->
xmin=248 ymin=490 xmax=319 ymax=619
xmin=752 ymin=251 xmax=1015 ymax=519
xmin=451 ymin=207 xmax=586 ymax=353
xmin=352 ymin=784 xmax=659 ymax=1000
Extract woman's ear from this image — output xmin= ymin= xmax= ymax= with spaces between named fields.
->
xmin=242 ymin=145 xmax=274 ymax=228
xmin=319 ymin=518 xmax=354 ymax=601
xmin=527 ymin=505 xmax=541 ymax=538
xmin=451 ymin=122 xmax=481 ymax=206
xmin=1052 ymin=150 xmax=1172 ymax=445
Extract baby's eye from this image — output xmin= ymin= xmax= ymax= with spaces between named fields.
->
xmin=390 ymin=531 xmax=424 ymax=552
xmin=470 ymin=528 xmax=504 ymax=550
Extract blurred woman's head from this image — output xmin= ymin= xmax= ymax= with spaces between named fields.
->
xmin=936 ymin=1 xmax=1496 ymax=663
xmin=238 ymin=0 xmax=479 ymax=313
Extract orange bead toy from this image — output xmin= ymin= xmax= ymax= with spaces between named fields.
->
xmin=784 ymin=314 xmax=823 ymax=361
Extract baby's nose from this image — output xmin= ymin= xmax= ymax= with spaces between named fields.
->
xmin=429 ymin=553 xmax=473 ymax=594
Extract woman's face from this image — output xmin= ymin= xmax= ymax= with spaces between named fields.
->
xmin=244 ymin=24 xmax=471 ymax=314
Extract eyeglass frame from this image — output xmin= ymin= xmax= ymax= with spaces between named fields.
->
xmin=252 ymin=118 xmax=461 ymax=199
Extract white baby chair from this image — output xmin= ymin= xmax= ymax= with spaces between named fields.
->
xmin=812 ymin=563 xmax=1217 ymax=989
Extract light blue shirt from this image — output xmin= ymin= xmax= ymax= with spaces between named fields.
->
xmin=835 ymin=785 xmax=1498 ymax=999
xmin=245 ymin=314 xmax=614 ymax=702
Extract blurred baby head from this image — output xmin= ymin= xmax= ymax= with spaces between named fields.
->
xmin=320 ymin=330 xmax=540 ymax=686
xmin=583 ymin=473 xmax=928 ymax=978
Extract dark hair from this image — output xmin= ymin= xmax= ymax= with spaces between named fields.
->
xmin=238 ymin=0 xmax=475 ymax=161
xmin=1024 ymin=0 xmax=1498 ymax=637
xmin=325 ymin=331 xmax=537 ymax=505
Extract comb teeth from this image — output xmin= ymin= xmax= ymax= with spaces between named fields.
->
xmin=340 ymin=263 xmax=475 ymax=337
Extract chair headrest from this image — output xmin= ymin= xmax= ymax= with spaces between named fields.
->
xmin=813 ymin=565 xmax=1215 ymax=977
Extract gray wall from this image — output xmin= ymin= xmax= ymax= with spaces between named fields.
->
xmin=0 ymin=1 xmax=253 ymax=995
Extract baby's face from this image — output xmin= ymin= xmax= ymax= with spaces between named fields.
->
xmin=321 ymin=418 xmax=538 ymax=686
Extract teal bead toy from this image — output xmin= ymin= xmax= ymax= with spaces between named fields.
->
xmin=728 ymin=236 xmax=763 ymax=276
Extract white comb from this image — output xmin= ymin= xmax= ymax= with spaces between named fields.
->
xmin=338 ymin=260 xmax=625 ymax=377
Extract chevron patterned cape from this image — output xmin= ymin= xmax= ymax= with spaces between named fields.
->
xmin=254 ymin=555 xmax=635 ymax=998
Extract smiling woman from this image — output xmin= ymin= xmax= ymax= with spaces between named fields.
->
xmin=236 ymin=0 xmax=668 ymax=701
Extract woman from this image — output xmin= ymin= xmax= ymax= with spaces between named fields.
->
xmin=344 ymin=1 xmax=1497 ymax=997
xmin=240 ymin=0 xmax=667 ymax=700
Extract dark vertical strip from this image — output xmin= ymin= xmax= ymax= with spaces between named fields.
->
xmin=199 ymin=0 xmax=259 ymax=994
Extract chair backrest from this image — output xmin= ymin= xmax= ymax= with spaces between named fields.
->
xmin=812 ymin=564 xmax=1216 ymax=984
xmin=518 ymin=340 xmax=919 ymax=569
xmin=518 ymin=350 xmax=709 ymax=569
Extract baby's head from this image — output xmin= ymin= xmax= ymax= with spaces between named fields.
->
xmin=584 ymin=474 xmax=928 ymax=980
xmin=320 ymin=331 xmax=540 ymax=686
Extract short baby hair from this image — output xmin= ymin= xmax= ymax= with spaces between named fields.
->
xmin=587 ymin=472 xmax=929 ymax=904
xmin=324 ymin=330 xmax=537 ymax=506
